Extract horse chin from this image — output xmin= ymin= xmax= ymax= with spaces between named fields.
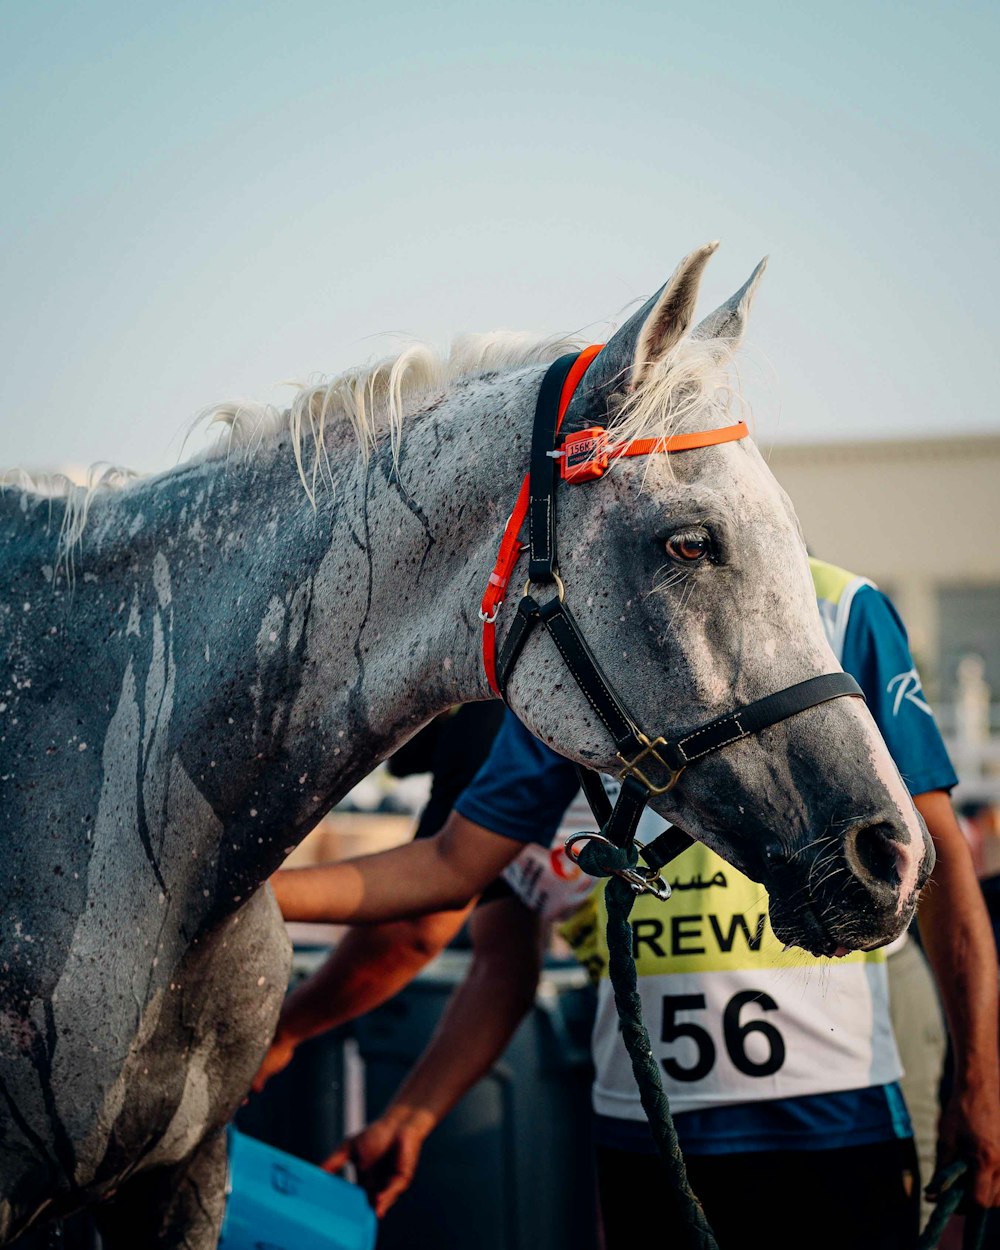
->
xmin=767 ymin=904 xmax=846 ymax=958
xmin=767 ymin=895 xmax=914 ymax=959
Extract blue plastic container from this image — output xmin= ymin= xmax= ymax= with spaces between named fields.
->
xmin=220 ymin=1128 xmax=376 ymax=1250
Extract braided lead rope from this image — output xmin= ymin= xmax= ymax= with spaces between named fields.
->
xmin=576 ymin=839 xmax=719 ymax=1250
xmin=918 ymin=1162 xmax=987 ymax=1250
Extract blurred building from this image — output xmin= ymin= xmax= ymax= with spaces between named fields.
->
xmin=769 ymin=431 xmax=1000 ymax=800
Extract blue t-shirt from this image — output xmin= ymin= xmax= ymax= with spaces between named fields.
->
xmin=454 ymin=582 xmax=956 ymax=1155
xmin=454 ymin=714 xmax=579 ymax=846
xmin=840 ymin=588 xmax=956 ymax=795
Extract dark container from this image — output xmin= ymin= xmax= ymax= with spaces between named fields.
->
xmin=354 ymin=952 xmax=599 ymax=1250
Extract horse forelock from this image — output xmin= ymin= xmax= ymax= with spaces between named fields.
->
xmin=606 ymin=334 xmax=747 ymax=455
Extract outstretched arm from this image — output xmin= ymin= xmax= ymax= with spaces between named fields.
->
xmin=914 ymin=789 xmax=1000 ymax=1208
xmin=253 ymin=907 xmax=474 ymax=1092
xmin=327 ymin=894 xmax=544 ymax=1216
xmin=271 ymin=812 xmax=523 ymax=925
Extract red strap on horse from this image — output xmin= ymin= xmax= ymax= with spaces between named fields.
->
xmin=479 ymin=346 xmax=750 ymax=694
xmin=480 ymin=345 xmax=603 ymax=693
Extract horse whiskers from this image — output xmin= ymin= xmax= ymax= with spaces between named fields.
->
xmin=665 ymin=578 xmax=696 ymax=636
xmin=806 ymin=845 xmax=844 ymax=893
xmin=780 ymin=846 xmax=844 ymax=915
xmin=644 ymin=563 xmax=689 ymax=601
xmin=824 ymin=812 xmax=869 ymax=832
xmin=810 ymin=861 xmax=851 ymax=895
xmin=817 ymin=892 xmax=865 ymax=948
xmin=786 ymin=833 xmax=836 ymax=865
xmin=646 ymin=575 xmax=689 ymax=603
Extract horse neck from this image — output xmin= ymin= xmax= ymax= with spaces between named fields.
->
xmin=69 ymin=373 xmax=532 ymax=903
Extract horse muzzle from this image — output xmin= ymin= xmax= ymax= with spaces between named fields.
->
xmin=764 ymin=813 xmax=935 ymax=957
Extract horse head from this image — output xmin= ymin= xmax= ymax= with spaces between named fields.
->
xmin=503 ymin=243 xmax=933 ymax=956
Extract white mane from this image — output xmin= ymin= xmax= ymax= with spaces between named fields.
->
xmin=0 ymin=464 xmax=141 ymax=572
xmin=1 ymin=333 xmax=580 ymax=554
xmin=199 ymin=331 xmax=584 ymax=503
xmin=2 ymin=326 xmax=743 ymax=563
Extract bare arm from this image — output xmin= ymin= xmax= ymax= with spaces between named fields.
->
xmin=271 ymin=812 xmax=524 ymax=924
xmin=914 ymin=789 xmax=1000 ymax=1208
xmin=252 ymin=907 xmax=473 ymax=1093
xmin=327 ymin=894 xmax=543 ymax=1216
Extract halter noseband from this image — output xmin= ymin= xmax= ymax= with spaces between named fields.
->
xmin=480 ymin=348 xmax=863 ymax=890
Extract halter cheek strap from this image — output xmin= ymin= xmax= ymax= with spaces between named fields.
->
xmin=479 ymin=345 xmax=604 ymax=692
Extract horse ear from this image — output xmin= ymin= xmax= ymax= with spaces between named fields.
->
xmin=691 ymin=256 xmax=768 ymax=351
xmin=572 ymin=243 xmax=720 ymax=413
xmin=630 ymin=241 xmax=720 ymax=387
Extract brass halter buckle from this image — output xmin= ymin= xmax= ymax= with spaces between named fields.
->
xmin=616 ymin=733 xmax=685 ymax=796
xmin=565 ymin=832 xmax=672 ymax=901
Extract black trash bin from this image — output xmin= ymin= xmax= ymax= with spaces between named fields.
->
xmin=354 ymin=952 xmax=599 ymax=1250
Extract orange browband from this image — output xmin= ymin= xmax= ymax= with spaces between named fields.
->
xmin=616 ymin=421 xmax=749 ymax=457
xmin=480 ymin=346 xmax=749 ymax=693
xmin=558 ymin=420 xmax=748 ymax=482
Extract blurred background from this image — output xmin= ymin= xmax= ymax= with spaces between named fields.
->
xmin=3 ymin=4 xmax=998 ymax=1246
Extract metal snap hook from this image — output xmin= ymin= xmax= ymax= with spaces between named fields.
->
xmin=565 ymin=832 xmax=672 ymax=901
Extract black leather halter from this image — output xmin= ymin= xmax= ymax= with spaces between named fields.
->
xmin=494 ymin=352 xmax=864 ymax=892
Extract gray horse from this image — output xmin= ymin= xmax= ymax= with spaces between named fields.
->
xmin=0 ymin=244 xmax=932 ymax=1247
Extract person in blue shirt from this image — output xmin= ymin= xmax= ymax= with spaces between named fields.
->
xmin=272 ymin=563 xmax=1000 ymax=1248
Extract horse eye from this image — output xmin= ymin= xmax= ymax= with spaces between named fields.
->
xmin=666 ymin=530 xmax=712 ymax=563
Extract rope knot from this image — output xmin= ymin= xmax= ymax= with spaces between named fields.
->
xmin=574 ymin=835 xmax=639 ymax=880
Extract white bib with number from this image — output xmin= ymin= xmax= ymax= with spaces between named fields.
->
xmin=562 ymin=836 xmax=902 ymax=1118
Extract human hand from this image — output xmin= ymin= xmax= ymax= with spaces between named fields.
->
xmin=250 ymin=1028 xmax=298 ymax=1095
xmin=932 ymin=1082 xmax=1000 ymax=1208
xmin=324 ymin=1105 xmax=435 ymax=1218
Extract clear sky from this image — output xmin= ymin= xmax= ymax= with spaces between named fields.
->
xmin=1 ymin=0 xmax=997 ymax=475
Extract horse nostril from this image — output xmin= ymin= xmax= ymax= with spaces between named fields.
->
xmin=844 ymin=822 xmax=903 ymax=890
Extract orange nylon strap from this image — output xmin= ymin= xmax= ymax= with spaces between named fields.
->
xmin=613 ymin=420 xmax=749 ymax=459
xmin=481 ymin=344 xmax=603 ymax=693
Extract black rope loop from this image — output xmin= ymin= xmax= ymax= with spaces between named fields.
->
xmin=573 ymin=836 xmax=639 ymax=880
